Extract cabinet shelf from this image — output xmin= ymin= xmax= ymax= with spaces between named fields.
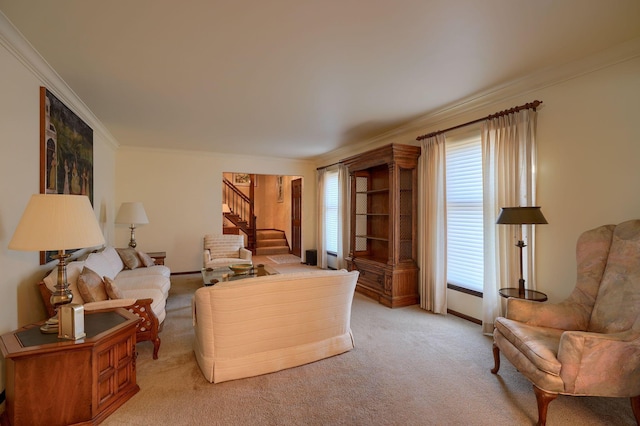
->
xmin=356 ymin=188 xmax=389 ymax=194
xmin=342 ymin=143 xmax=421 ymax=308
xmin=355 ymin=234 xmax=389 ymax=241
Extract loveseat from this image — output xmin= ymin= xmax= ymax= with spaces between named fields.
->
xmin=203 ymin=234 xmax=252 ymax=268
xmin=192 ymin=269 xmax=359 ymax=383
xmin=39 ymin=246 xmax=171 ymax=359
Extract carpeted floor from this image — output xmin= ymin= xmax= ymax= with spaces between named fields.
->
xmin=102 ymin=274 xmax=636 ymax=426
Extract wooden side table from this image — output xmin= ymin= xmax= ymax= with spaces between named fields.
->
xmin=0 ymin=309 xmax=140 ymax=426
xmin=147 ymin=251 xmax=166 ymax=265
xmin=499 ymin=287 xmax=548 ymax=302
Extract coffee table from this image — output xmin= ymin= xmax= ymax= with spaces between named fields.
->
xmin=201 ymin=264 xmax=277 ymax=286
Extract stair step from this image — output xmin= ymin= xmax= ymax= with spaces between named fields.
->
xmin=257 ymin=238 xmax=288 ymax=248
xmin=256 ymin=246 xmax=290 ymax=256
xmin=257 ymin=230 xmax=286 ymax=240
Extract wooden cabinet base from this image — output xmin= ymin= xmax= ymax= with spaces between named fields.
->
xmin=348 ymin=257 xmax=419 ymax=308
xmin=0 ymin=309 xmax=139 ymax=426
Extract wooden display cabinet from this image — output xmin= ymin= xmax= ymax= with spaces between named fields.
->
xmin=341 ymin=143 xmax=421 ymax=308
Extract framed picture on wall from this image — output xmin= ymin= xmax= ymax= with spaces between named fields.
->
xmin=233 ymin=173 xmax=257 ymax=187
xmin=40 ymin=87 xmax=94 ymax=264
xmin=276 ymin=175 xmax=284 ymax=203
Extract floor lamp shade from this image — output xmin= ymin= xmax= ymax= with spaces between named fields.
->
xmin=496 ymin=206 xmax=548 ymax=225
xmin=9 ymin=194 xmax=105 ymax=251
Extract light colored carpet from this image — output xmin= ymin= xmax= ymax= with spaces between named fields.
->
xmin=266 ymin=254 xmax=302 ymax=264
xmin=103 ymin=274 xmax=636 ymax=426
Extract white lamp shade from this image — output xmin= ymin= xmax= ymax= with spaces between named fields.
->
xmin=116 ymin=202 xmax=149 ymax=225
xmin=222 ymin=203 xmax=231 ymax=213
xmin=9 ymin=194 xmax=105 ymax=251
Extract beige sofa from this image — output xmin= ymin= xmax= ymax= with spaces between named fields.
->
xmin=39 ymin=246 xmax=171 ymax=359
xmin=192 ymin=269 xmax=359 ymax=383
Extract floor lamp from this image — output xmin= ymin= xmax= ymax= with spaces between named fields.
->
xmin=496 ymin=206 xmax=548 ymax=297
xmin=8 ymin=194 xmax=105 ymax=335
xmin=116 ymin=202 xmax=149 ymax=248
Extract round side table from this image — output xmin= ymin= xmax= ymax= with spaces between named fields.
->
xmin=499 ymin=287 xmax=548 ymax=302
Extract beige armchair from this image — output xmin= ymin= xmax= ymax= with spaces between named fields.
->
xmin=203 ymin=234 xmax=252 ymax=269
xmin=491 ymin=219 xmax=640 ymax=426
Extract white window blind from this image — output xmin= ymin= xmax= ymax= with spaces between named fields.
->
xmin=324 ymin=170 xmax=339 ymax=254
xmin=446 ymin=135 xmax=484 ymax=292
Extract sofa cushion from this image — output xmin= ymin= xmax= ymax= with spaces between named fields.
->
xmin=104 ymin=276 xmax=125 ymax=299
xmin=137 ymin=250 xmax=156 ymax=267
xmin=101 ymin=246 xmax=125 ymax=276
xmin=494 ymin=317 xmax=563 ymax=376
xmin=77 ymin=267 xmax=108 ymax=303
xmin=117 ymin=264 xmax=170 ymax=278
xmin=116 ymin=247 xmax=141 ymax=269
xmin=115 ymin=273 xmax=171 ymax=299
xmin=85 ymin=251 xmax=118 ymax=280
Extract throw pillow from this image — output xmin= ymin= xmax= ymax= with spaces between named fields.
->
xmin=77 ymin=267 xmax=108 ymax=302
xmin=116 ymin=247 xmax=141 ymax=269
xmin=103 ymin=276 xmax=124 ymax=299
xmin=137 ymin=250 xmax=156 ymax=267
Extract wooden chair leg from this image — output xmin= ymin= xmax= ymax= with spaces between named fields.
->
xmin=152 ymin=336 xmax=161 ymax=360
xmin=533 ymin=385 xmax=557 ymax=426
xmin=491 ymin=343 xmax=501 ymax=374
xmin=631 ymin=395 xmax=640 ymax=425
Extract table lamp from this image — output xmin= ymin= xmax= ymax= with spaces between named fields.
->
xmin=496 ymin=206 xmax=548 ymax=296
xmin=8 ymin=194 xmax=105 ymax=334
xmin=116 ymin=202 xmax=149 ymax=248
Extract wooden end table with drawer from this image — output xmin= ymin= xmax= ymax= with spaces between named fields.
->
xmin=146 ymin=251 xmax=166 ymax=265
xmin=0 ymin=308 xmax=140 ymax=426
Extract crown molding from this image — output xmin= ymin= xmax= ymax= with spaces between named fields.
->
xmin=0 ymin=11 xmax=120 ymax=150
xmin=313 ymin=37 xmax=640 ymax=166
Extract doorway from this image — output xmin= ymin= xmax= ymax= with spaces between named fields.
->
xmin=222 ymin=173 xmax=302 ymax=256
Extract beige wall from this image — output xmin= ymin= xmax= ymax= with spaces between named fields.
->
xmin=2 ymin=5 xmax=639 ymax=399
xmin=321 ymin=55 xmax=640 ymax=318
xmin=116 ymin=149 xmax=315 ymax=272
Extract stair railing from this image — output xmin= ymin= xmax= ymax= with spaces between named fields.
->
xmin=222 ymin=176 xmax=257 ymax=251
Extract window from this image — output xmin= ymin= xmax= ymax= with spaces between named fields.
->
xmin=446 ymin=133 xmax=484 ymax=293
xmin=324 ymin=169 xmax=339 ymax=254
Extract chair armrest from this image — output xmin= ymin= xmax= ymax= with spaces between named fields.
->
xmin=37 ymin=281 xmax=56 ymax=318
xmin=83 ymin=299 xmax=139 ymax=311
xmin=204 ymin=249 xmax=212 ymax=265
xmin=558 ymin=329 xmax=640 ymax=395
xmin=506 ymin=298 xmax=589 ymax=330
xmin=239 ymin=247 xmax=252 ymax=260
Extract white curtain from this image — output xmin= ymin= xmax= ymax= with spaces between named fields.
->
xmin=481 ymin=109 xmax=538 ymax=334
xmin=336 ymin=164 xmax=350 ymax=270
xmin=316 ymin=168 xmax=328 ymax=269
xmin=418 ymin=134 xmax=448 ymax=313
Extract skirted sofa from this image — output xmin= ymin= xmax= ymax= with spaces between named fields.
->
xmin=39 ymin=246 xmax=171 ymax=359
xmin=192 ymin=269 xmax=359 ymax=383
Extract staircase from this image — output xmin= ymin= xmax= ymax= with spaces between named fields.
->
xmin=255 ymin=229 xmax=290 ymax=256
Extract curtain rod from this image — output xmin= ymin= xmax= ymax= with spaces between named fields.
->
xmin=415 ymin=100 xmax=543 ymax=141
xmin=316 ymin=161 xmax=341 ymax=171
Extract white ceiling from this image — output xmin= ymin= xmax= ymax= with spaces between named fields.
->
xmin=1 ymin=1 xmax=639 ymax=160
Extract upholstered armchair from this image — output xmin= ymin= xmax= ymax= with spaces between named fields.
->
xmin=491 ymin=219 xmax=640 ymax=426
xmin=203 ymin=234 xmax=252 ymax=268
